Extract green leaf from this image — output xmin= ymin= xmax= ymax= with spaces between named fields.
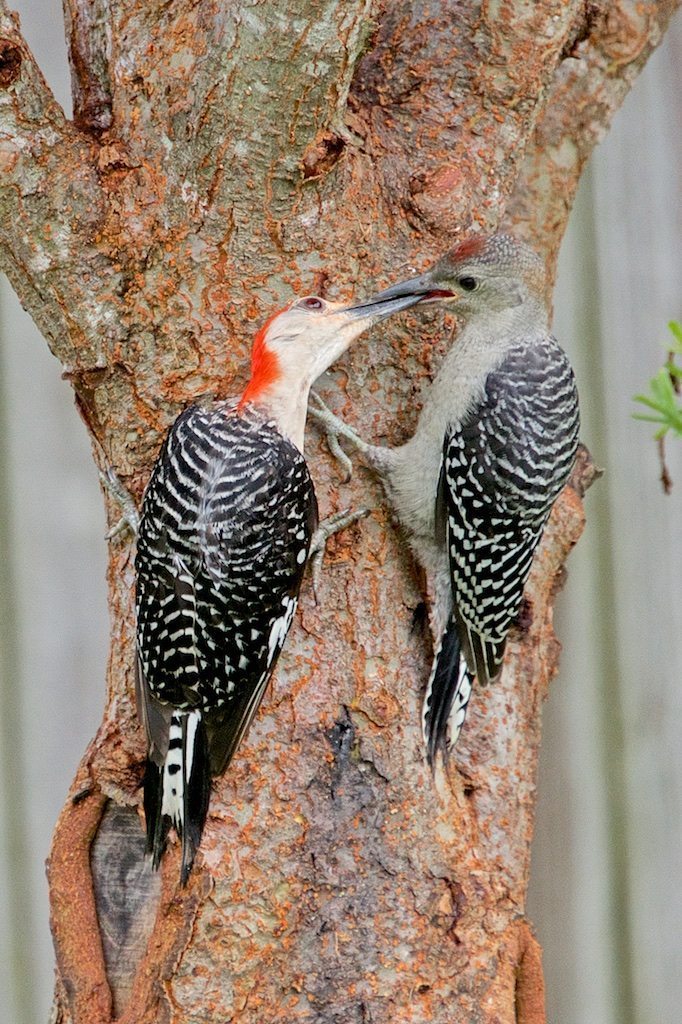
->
xmin=632 ymin=413 xmax=669 ymax=426
xmin=668 ymin=320 xmax=682 ymax=348
xmin=632 ymin=322 xmax=682 ymax=440
xmin=633 ymin=396 xmax=665 ymax=414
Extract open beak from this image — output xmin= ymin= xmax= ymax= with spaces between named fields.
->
xmin=340 ymin=290 xmax=426 ymax=321
xmin=347 ymin=272 xmax=456 ymax=309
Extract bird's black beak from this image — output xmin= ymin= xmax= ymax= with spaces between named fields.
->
xmin=340 ymin=290 xmax=426 ymax=321
xmin=344 ymin=272 xmax=456 ymax=314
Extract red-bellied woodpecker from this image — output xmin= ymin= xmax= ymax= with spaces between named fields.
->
xmin=310 ymin=235 xmax=580 ymax=765
xmin=131 ymin=292 xmax=421 ymax=882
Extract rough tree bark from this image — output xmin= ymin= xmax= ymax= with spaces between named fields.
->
xmin=0 ymin=2 xmax=678 ymax=1022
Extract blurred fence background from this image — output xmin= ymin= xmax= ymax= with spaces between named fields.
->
xmin=0 ymin=4 xmax=680 ymax=1022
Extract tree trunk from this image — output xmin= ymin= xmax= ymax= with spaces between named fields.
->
xmin=0 ymin=2 xmax=677 ymax=1021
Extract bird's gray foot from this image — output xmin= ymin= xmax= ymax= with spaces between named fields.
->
xmin=308 ymin=391 xmax=370 ymax=483
xmin=308 ymin=507 xmax=371 ymax=602
xmin=100 ymin=467 xmax=140 ymax=539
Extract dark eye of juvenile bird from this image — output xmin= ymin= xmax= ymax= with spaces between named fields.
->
xmin=457 ymin=276 xmax=478 ymax=292
xmin=299 ymin=297 xmax=324 ymax=310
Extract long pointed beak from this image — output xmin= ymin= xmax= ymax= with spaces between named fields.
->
xmin=340 ymin=290 xmax=425 ymax=321
xmin=366 ymin=273 xmax=436 ymax=301
xmin=342 ymin=273 xmax=456 ymax=315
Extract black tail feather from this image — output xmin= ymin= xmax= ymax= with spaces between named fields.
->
xmin=181 ymin=715 xmax=210 ymax=885
xmin=143 ymin=758 xmax=171 ymax=867
xmin=458 ymin=608 xmax=505 ymax=687
xmin=423 ymin=617 xmax=474 ymax=766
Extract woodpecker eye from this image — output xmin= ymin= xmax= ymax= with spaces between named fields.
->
xmin=457 ymin=276 xmax=478 ymax=292
xmin=297 ymin=296 xmax=325 ymax=311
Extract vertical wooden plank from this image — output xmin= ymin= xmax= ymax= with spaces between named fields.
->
xmin=0 ymin=5 xmax=107 ymax=1020
xmin=590 ymin=16 xmax=682 ymax=1024
xmin=529 ymin=177 xmax=623 ymax=1024
xmin=0 ymin=280 xmax=109 ymax=1022
xmin=531 ymin=13 xmax=682 ymax=1024
xmin=0 ymin=290 xmax=38 ymax=1024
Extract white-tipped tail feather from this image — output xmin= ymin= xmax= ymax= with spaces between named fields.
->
xmin=446 ymin=662 xmax=472 ymax=751
xmin=160 ymin=711 xmax=201 ymax=827
xmin=423 ymin=618 xmax=474 ymax=766
xmin=144 ymin=709 xmax=210 ymax=885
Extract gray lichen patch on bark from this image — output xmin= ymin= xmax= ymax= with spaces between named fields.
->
xmin=90 ymin=802 xmax=160 ymax=1017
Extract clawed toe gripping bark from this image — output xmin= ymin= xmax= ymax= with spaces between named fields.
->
xmin=308 ymin=506 xmax=371 ymax=601
xmin=99 ymin=468 xmax=140 ymax=539
xmin=309 ymin=390 xmax=370 ymax=482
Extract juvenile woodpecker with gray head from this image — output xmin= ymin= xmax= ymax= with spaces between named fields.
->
xmin=134 ymin=290 xmax=420 ymax=882
xmin=310 ymin=235 xmax=580 ymax=765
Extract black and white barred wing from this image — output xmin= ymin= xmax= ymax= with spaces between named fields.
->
xmin=444 ymin=337 xmax=579 ymax=686
xmin=194 ymin=410 xmax=318 ymax=773
xmin=135 ymin=404 xmax=318 ymax=880
xmin=136 ymin=409 xmax=210 ymax=720
xmin=135 ymin=407 xmax=214 ymax=878
xmin=138 ymin=404 xmax=317 ymax=767
xmin=424 ymin=337 xmax=578 ymax=762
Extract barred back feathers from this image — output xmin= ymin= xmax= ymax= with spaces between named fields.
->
xmin=136 ymin=399 xmax=317 ymax=881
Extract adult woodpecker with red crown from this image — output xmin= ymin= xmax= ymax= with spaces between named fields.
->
xmin=310 ymin=234 xmax=580 ymax=765
xmin=125 ymin=290 xmax=421 ymax=882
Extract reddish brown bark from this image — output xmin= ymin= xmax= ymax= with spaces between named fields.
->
xmin=0 ymin=2 xmax=678 ymax=1022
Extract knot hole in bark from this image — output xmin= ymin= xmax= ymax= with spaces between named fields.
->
xmin=560 ymin=2 xmax=608 ymax=60
xmin=326 ymin=706 xmax=356 ymax=797
xmin=302 ymin=130 xmax=345 ymax=180
xmin=0 ymin=40 xmax=21 ymax=87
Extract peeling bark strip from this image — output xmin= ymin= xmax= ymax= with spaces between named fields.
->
xmin=47 ymin=759 xmax=110 ymax=1024
xmin=0 ymin=1 xmax=678 ymax=1022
